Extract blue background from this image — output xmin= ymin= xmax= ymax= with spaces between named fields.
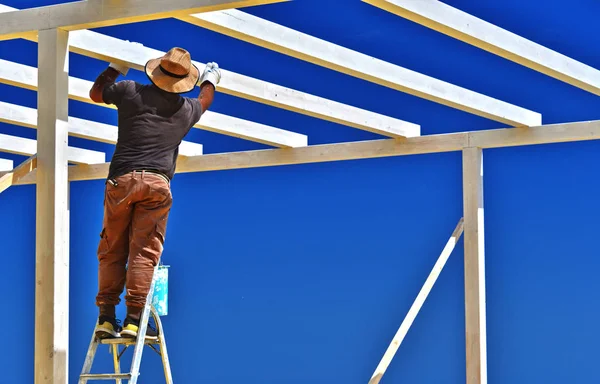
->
xmin=1 ymin=0 xmax=600 ymax=383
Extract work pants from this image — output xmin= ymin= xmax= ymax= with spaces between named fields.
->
xmin=95 ymin=170 xmax=172 ymax=311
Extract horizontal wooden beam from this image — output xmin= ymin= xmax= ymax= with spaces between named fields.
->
xmin=0 ymin=158 xmax=13 ymax=171
xmin=13 ymin=119 xmax=600 ymax=185
xmin=0 ymin=0 xmax=286 ymax=41
xmin=180 ymin=10 xmax=541 ymax=127
xmin=0 ymin=100 xmax=204 ymax=156
xmin=0 ymin=58 xmax=306 ymax=148
xmin=0 ymin=3 xmax=417 ymax=139
xmin=0 ymin=133 xmax=105 ymax=164
xmin=363 ymin=0 xmax=600 ymax=96
xmin=0 ymin=155 xmax=36 ymax=194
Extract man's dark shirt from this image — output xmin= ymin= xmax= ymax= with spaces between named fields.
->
xmin=102 ymin=80 xmax=202 ymax=180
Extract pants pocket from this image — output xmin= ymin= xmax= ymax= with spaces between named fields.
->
xmin=146 ymin=221 xmax=167 ymax=266
xmin=97 ymin=227 xmax=109 ymax=257
xmin=153 ymin=211 xmax=168 ymax=244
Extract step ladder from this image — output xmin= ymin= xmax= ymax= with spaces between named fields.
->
xmin=79 ymin=265 xmax=172 ymax=383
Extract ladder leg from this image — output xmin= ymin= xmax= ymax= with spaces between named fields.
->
xmin=151 ymin=307 xmax=173 ymax=384
xmin=79 ymin=326 xmax=100 ymax=384
xmin=128 ymin=265 xmax=159 ymax=384
xmin=112 ymin=344 xmax=122 ymax=384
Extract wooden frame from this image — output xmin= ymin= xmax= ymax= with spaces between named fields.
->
xmin=0 ymin=3 xmax=419 ymax=139
xmin=0 ymin=2 xmax=599 ymax=384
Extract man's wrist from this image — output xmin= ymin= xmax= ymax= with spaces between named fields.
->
xmin=200 ymin=81 xmax=216 ymax=91
xmin=99 ymin=67 xmax=120 ymax=84
xmin=106 ymin=66 xmax=120 ymax=76
xmin=108 ymin=62 xmax=129 ymax=76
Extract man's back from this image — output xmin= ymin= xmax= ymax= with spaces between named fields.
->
xmin=103 ymin=80 xmax=202 ymax=180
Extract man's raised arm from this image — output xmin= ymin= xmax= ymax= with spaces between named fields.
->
xmin=197 ymin=62 xmax=221 ymax=113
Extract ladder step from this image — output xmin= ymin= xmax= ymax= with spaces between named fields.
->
xmin=100 ymin=337 xmax=159 ymax=345
xmin=80 ymin=373 xmax=132 ymax=380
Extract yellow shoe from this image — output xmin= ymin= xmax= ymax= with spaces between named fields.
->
xmin=121 ymin=317 xmax=158 ymax=340
xmin=95 ymin=316 xmax=121 ymax=339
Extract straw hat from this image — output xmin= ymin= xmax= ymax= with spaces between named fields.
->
xmin=145 ymin=47 xmax=199 ymax=94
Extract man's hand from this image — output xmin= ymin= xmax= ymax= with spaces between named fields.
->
xmin=109 ymin=62 xmax=129 ymax=76
xmin=199 ymin=62 xmax=221 ymax=88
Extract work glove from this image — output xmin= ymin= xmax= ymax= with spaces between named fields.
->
xmin=199 ymin=62 xmax=221 ymax=88
xmin=109 ymin=62 xmax=129 ymax=76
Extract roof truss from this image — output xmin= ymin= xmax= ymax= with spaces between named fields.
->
xmin=181 ymin=9 xmax=541 ymax=127
xmin=0 ymin=4 xmax=419 ymax=139
xmin=0 ymin=57 xmax=307 ymax=148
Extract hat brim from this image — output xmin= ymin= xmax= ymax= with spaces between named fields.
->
xmin=145 ymin=58 xmax=200 ymax=94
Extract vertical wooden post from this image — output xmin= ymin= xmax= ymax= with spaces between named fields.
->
xmin=462 ymin=147 xmax=487 ymax=384
xmin=36 ymin=28 xmax=70 ymax=384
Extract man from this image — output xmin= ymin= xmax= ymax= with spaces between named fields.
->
xmin=88 ymin=47 xmax=221 ymax=339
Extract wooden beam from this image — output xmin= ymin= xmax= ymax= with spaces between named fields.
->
xmin=0 ymin=100 xmax=204 ymax=156
xmin=0 ymin=4 xmax=417 ymax=139
xmin=36 ymin=27 xmax=70 ymax=384
xmin=12 ymin=119 xmax=600 ymax=186
xmin=180 ymin=10 xmax=541 ymax=127
xmin=0 ymin=58 xmax=307 ymax=148
xmin=0 ymin=133 xmax=105 ymax=165
xmin=0 ymin=0 xmax=286 ymax=41
xmin=363 ymin=0 xmax=600 ymax=96
xmin=368 ymin=218 xmax=464 ymax=384
xmin=462 ymin=147 xmax=487 ymax=384
xmin=0 ymin=155 xmax=36 ymax=194
xmin=0 ymin=158 xmax=13 ymax=171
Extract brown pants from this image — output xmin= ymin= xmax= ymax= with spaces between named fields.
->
xmin=95 ymin=170 xmax=172 ymax=312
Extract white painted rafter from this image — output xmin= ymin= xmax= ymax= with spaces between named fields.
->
xmin=0 ymin=4 xmax=418 ymax=139
xmin=180 ymin=9 xmax=541 ymax=127
xmin=363 ymin=0 xmax=600 ymax=96
xmin=0 ymin=58 xmax=307 ymax=149
xmin=0 ymin=100 xmax=204 ymax=156
xmin=0 ymin=132 xmax=105 ymax=164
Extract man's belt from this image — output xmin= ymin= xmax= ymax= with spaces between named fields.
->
xmin=136 ymin=169 xmax=170 ymax=184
